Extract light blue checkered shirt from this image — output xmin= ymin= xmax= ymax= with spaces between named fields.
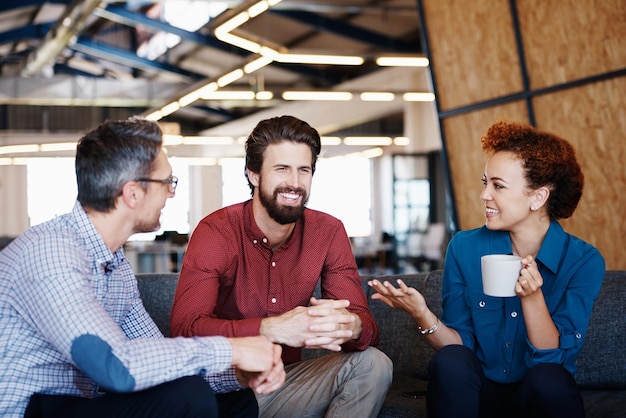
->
xmin=0 ymin=202 xmax=241 ymax=417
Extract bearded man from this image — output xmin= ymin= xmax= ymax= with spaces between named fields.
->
xmin=170 ymin=115 xmax=392 ymax=418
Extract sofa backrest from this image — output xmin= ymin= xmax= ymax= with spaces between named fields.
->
xmin=364 ymin=271 xmax=443 ymax=379
xmin=136 ymin=270 xmax=625 ymax=388
xmin=136 ymin=273 xmax=178 ymax=337
xmin=574 ymin=270 xmax=626 ymax=388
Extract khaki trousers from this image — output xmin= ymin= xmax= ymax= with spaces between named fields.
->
xmin=256 ymin=346 xmax=392 ymax=418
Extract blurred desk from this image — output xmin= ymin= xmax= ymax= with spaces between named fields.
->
xmin=352 ymin=242 xmax=394 ymax=274
xmin=124 ymin=242 xmax=186 ymax=273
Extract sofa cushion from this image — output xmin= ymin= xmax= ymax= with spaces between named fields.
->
xmin=367 ymin=271 xmax=443 ymax=379
xmin=574 ymin=271 xmax=626 ymax=388
xmin=136 ymin=270 xmax=625 ymax=390
xmin=136 ymin=273 xmax=178 ymax=337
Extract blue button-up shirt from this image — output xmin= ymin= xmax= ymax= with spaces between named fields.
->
xmin=442 ymin=221 xmax=605 ymax=383
xmin=0 ymin=202 xmax=241 ymax=417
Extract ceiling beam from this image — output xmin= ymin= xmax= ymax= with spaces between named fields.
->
xmin=0 ymin=0 xmax=70 ymax=14
xmin=95 ymin=3 xmax=346 ymax=86
xmin=0 ymin=23 xmax=51 ymax=46
xmin=269 ymin=9 xmax=418 ymax=53
xmin=70 ymin=38 xmax=205 ymax=81
xmin=20 ymin=0 xmax=101 ymax=77
xmin=94 ymin=4 xmax=235 ymax=54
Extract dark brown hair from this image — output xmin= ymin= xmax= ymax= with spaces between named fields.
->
xmin=481 ymin=120 xmax=583 ymax=219
xmin=244 ymin=115 xmax=321 ymax=194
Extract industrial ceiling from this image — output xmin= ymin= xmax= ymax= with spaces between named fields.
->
xmin=0 ymin=0 xmax=429 ymax=158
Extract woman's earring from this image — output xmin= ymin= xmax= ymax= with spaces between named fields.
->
xmin=530 ymin=205 xmax=537 ymax=211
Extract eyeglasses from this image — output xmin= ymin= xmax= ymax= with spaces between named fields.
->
xmin=136 ymin=175 xmax=179 ymax=193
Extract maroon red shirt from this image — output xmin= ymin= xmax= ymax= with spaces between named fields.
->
xmin=170 ymin=200 xmax=379 ymax=364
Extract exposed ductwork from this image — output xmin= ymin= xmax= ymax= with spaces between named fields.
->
xmin=20 ymin=0 xmax=102 ymax=78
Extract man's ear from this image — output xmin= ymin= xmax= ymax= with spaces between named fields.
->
xmin=246 ymin=169 xmax=260 ymax=187
xmin=120 ymin=181 xmax=143 ymax=209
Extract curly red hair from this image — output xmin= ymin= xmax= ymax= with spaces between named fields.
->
xmin=481 ymin=121 xmax=583 ymax=220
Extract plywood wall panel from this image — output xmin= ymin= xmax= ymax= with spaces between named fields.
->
xmin=518 ymin=0 xmax=626 ymax=89
xmin=423 ymin=0 xmax=626 ymax=268
xmin=532 ymin=77 xmax=626 ymax=269
xmin=423 ymin=0 xmax=523 ymax=111
xmin=443 ymin=101 xmax=529 ymax=230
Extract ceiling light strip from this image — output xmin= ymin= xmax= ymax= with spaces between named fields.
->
xmin=282 ymin=91 xmax=353 ymax=101
xmin=143 ymin=0 xmax=430 ymax=121
xmin=376 ymin=56 xmax=429 ymax=67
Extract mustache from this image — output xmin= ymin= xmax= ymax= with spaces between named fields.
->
xmin=275 ymin=187 xmax=306 ymax=195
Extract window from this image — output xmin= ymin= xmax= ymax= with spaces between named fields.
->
xmin=27 ymin=158 xmax=76 ymax=227
xmin=26 ymin=155 xmax=373 ymax=241
xmin=26 ymin=157 xmax=190 ymax=241
xmin=310 ymin=157 xmax=372 ymax=237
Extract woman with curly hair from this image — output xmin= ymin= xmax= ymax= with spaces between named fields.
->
xmin=369 ymin=121 xmax=605 ymax=418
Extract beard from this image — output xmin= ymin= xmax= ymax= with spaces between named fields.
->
xmin=258 ymin=179 xmax=308 ymax=225
xmin=134 ymin=213 xmax=162 ymax=234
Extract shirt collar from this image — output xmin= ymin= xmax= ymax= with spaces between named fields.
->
xmin=487 ymin=219 xmax=566 ymax=274
xmin=535 ymin=220 xmax=567 ymax=274
xmin=71 ymin=201 xmax=120 ymax=274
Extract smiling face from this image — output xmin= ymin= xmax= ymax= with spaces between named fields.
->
xmin=135 ymin=149 xmax=175 ymax=233
xmin=480 ymin=151 xmax=537 ymax=232
xmin=251 ymin=141 xmax=313 ymax=225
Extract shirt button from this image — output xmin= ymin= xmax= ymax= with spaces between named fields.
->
xmin=252 ymin=239 xmax=258 ymax=244
xmin=479 ymin=301 xmax=486 ymax=308
xmin=271 ymin=261 xmax=276 ymax=267
xmin=511 ymin=311 xmax=518 ymax=318
xmin=503 ymin=369 xmax=508 ymax=374
xmin=271 ymin=298 xmax=277 ymax=303
xmin=575 ymin=333 xmax=582 ymax=339
xmin=505 ymin=341 xmax=512 ymax=348
xmin=262 ymin=237 xmax=268 ymax=244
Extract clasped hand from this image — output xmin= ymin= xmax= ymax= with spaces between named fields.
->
xmin=229 ymin=336 xmax=285 ymax=395
xmin=261 ymin=298 xmax=360 ymax=352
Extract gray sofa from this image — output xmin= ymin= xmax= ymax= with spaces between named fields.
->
xmin=137 ymin=270 xmax=626 ymax=417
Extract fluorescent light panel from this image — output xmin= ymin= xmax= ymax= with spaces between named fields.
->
xmin=0 ymin=144 xmax=40 ymax=155
xmin=403 ymin=92 xmax=435 ymax=102
xmin=203 ymin=91 xmax=256 ymax=100
xmin=339 ymin=147 xmax=384 ymax=159
xmin=217 ymin=69 xmax=244 ymax=87
xmin=276 ymin=53 xmax=363 ymax=65
xmin=160 ymin=101 xmax=180 ymax=117
xmin=163 ymin=135 xmax=183 ymax=146
xmin=244 ymin=56 xmax=273 ymax=73
xmin=247 ymin=1 xmax=269 ymax=18
xmin=321 ymin=136 xmax=342 ymax=146
xmin=255 ymin=91 xmax=273 ymax=100
xmin=343 ymin=137 xmax=393 ymax=146
xmin=282 ymin=91 xmax=352 ymax=101
xmin=360 ymin=92 xmax=395 ymax=101
xmin=393 ymin=137 xmax=410 ymax=146
xmin=39 ymin=142 xmax=77 ymax=152
xmin=376 ymin=56 xmax=429 ymax=67
xmin=217 ymin=33 xmax=261 ymax=54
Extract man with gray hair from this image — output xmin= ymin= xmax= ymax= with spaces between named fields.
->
xmin=0 ymin=118 xmax=285 ymax=418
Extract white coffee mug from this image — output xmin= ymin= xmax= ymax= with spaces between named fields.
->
xmin=481 ymin=254 xmax=522 ymax=297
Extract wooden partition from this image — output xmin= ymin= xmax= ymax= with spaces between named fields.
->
xmin=419 ymin=0 xmax=626 ymax=269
